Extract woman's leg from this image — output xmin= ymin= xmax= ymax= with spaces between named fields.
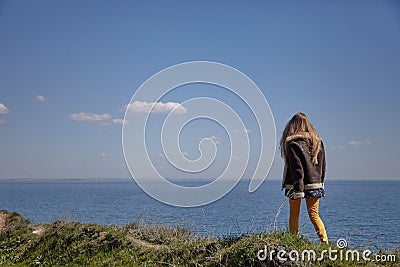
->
xmin=305 ymin=197 xmax=328 ymax=243
xmin=289 ymin=198 xmax=301 ymax=234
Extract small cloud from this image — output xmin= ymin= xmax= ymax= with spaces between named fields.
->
xmin=0 ymin=103 xmax=9 ymax=114
xmin=124 ymin=101 xmax=187 ymax=114
xmin=98 ymin=118 xmax=127 ymax=126
xmin=200 ymin=135 xmax=222 ymax=145
xmin=69 ymin=112 xmax=127 ymax=126
xmin=210 ymin=136 xmax=221 ymax=145
xmin=68 ymin=112 xmax=111 ymax=122
xmin=331 ymin=140 xmax=372 ymax=150
xmin=101 ymin=152 xmax=107 ymax=157
xmin=348 ymin=140 xmax=372 ymax=146
xmin=331 ymin=145 xmax=346 ymax=150
xmin=0 ymin=120 xmax=7 ymax=125
xmin=234 ymin=128 xmax=251 ymax=134
xmin=111 ymin=118 xmax=126 ymax=125
xmin=36 ymin=95 xmax=45 ymax=102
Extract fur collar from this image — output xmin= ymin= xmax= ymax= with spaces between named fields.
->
xmin=285 ymin=132 xmax=311 ymax=143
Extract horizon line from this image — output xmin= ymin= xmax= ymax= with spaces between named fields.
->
xmin=0 ymin=177 xmax=399 ymax=182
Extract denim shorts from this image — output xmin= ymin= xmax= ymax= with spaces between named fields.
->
xmin=305 ymin=188 xmax=325 ymax=198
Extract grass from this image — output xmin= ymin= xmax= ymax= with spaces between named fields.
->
xmin=0 ymin=210 xmax=398 ymax=266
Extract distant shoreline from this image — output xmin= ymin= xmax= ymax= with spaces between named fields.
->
xmin=0 ymin=177 xmax=399 ymax=182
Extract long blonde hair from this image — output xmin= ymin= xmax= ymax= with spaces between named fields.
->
xmin=280 ymin=112 xmax=321 ymax=165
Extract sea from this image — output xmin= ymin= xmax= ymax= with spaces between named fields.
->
xmin=0 ymin=179 xmax=398 ymax=250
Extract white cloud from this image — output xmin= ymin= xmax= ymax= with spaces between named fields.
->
xmin=210 ymin=136 xmax=221 ymax=144
xmin=68 ymin=112 xmax=111 ymax=122
xmin=0 ymin=120 xmax=7 ymax=125
xmin=348 ymin=140 xmax=372 ymax=146
xmin=36 ymin=95 xmax=45 ymax=102
xmin=68 ymin=111 xmax=128 ymax=127
xmin=200 ymin=135 xmax=222 ymax=145
xmin=101 ymin=152 xmax=107 ymax=157
xmin=331 ymin=140 xmax=372 ymax=150
xmin=124 ymin=101 xmax=187 ymax=114
xmin=111 ymin=118 xmax=126 ymax=125
xmin=0 ymin=103 xmax=9 ymax=114
xmin=331 ymin=145 xmax=346 ymax=150
xmin=99 ymin=118 xmax=127 ymax=126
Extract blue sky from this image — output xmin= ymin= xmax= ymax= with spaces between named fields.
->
xmin=0 ymin=0 xmax=399 ymax=180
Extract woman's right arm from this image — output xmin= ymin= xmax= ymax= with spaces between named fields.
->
xmin=321 ymin=141 xmax=326 ymax=183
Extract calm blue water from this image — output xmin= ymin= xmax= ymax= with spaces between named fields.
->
xmin=0 ymin=179 xmax=399 ymax=250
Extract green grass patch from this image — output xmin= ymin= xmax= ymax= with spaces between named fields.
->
xmin=0 ymin=210 xmax=398 ymax=266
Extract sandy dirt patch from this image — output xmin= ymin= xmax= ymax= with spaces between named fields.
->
xmin=0 ymin=211 xmax=7 ymax=231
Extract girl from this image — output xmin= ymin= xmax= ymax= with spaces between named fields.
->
xmin=280 ymin=112 xmax=328 ymax=244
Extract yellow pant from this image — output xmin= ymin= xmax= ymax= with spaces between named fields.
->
xmin=289 ymin=197 xmax=328 ymax=243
